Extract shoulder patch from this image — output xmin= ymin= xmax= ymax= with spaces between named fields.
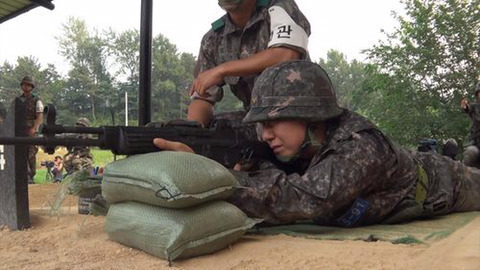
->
xmin=257 ymin=0 xmax=270 ymax=7
xmin=211 ymin=18 xmax=225 ymax=31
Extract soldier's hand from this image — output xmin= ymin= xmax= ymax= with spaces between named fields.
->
xmin=461 ymin=98 xmax=469 ymax=109
xmin=153 ymin=138 xmax=195 ymax=153
xmin=27 ymin=127 xmax=37 ymax=136
xmin=190 ymin=67 xmax=224 ymax=97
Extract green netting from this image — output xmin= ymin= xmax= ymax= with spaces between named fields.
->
xmin=250 ymin=212 xmax=480 ymax=244
xmin=102 ymin=151 xmax=238 ymax=208
xmin=105 ymin=201 xmax=259 ymax=261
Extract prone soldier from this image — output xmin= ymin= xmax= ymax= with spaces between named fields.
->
xmin=155 ymin=61 xmax=480 ymax=226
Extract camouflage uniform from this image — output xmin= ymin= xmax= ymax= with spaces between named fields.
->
xmin=192 ymin=0 xmax=311 ymax=111
xmin=0 ymin=102 xmax=6 ymax=125
xmin=64 ymin=118 xmax=94 ymax=174
xmin=227 ymin=61 xmax=480 ymax=226
xmin=462 ymin=82 xmax=480 ymax=168
xmin=63 ymin=143 xmax=94 ymax=174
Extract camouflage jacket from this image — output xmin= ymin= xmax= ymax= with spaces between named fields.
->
xmin=229 ymin=110 xmax=480 ymax=226
xmin=464 ymin=102 xmax=480 ymax=146
xmin=193 ymin=0 xmax=311 ymax=110
xmin=18 ymin=93 xmax=42 ymax=127
xmin=66 ymin=134 xmax=93 ymax=159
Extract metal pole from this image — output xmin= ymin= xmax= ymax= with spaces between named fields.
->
xmin=125 ymin=91 xmax=128 ymax=126
xmin=138 ymin=0 xmax=153 ymax=126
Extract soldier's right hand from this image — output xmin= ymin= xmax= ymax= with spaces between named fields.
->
xmin=153 ymin=138 xmax=195 ymax=153
xmin=461 ymin=98 xmax=469 ymax=109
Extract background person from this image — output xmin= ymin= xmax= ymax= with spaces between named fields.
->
xmin=63 ymin=117 xmax=94 ymax=174
xmin=52 ymin=156 xmax=64 ymax=182
xmin=188 ymin=0 xmax=311 ymax=126
xmin=18 ymin=76 xmax=44 ymax=184
xmin=0 ymin=102 xmax=6 ymax=125
xmin=460 ymin=82 xmax=480 ymax=168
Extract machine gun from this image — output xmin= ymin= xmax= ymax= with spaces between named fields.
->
xmin=0 ymin=105 xmax=274 ymax=169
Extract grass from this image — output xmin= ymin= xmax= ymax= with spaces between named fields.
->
xmin=34 ymin=147 xmax=125 ymax=184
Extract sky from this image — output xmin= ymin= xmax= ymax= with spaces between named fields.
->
xmin=0 ymin=0 xmax=404 ymax=75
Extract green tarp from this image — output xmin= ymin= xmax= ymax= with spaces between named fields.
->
xmin=250 ymin=212 xmax=480 ymax=245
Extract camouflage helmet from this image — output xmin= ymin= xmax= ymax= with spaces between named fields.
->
xmin=475 ymin=81 xmax=480 ymax=97
xmin=76 ymin=117 xmax=91 ymax=127
xmin=20 ymin=76 xmax=35 ymax=88
xmin=243 ymin=61 xmax=343 ymax=123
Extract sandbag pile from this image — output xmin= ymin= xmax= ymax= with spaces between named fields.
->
xmin=102 ymin=151 xmax=258 ymax=262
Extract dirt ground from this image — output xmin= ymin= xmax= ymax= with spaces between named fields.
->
xmin=0 ymin=183 xmax=479 ymax=270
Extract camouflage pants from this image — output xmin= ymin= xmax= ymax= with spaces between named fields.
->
xmin=462 ymin=145 xmax=480 ymax=169
xmin=27 ymin=145 xmax=38 ymax=182
xmin=383 ymin=152 xmax=480 ymax=224
xmin=419 ymin=152 xmax=480 ymax=216
xmin=64 ymin=153 xmax=94 ymax=174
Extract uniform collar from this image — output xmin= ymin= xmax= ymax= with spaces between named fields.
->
xmin=218 ymin=0 xmax=271 ymax=36
xmin=21 ymin=93 xmax=36 ymax=99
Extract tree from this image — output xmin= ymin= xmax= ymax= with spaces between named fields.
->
xmin=317 ymin=50 xmax=367 ymax=110
xmin=57 ymin=17 xmax=114 ymax=124
xmin=107 ymin=29 xmax=141 ymax=125
xmin=150 ymin=34 xmax=195 ymax=121
xmin=0 ymin=57 xmax=64 ymax=118
xmin=359 ymin=0 xmax=480 ymax=146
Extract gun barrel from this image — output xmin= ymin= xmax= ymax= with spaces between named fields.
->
xmin=41 ymin=125 xmax=103 ymax=134
xmin=0 ymin=136 xmax=104 ymax=147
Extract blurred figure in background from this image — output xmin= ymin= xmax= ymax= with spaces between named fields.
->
xmin=63 ymin=117 xmax=94 ymax=174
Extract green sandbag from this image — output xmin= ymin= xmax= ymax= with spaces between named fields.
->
xmin=102 ymin=151 xmax=238 ymax=208
xmin=105 ymin=201 xmax=259 ymax=261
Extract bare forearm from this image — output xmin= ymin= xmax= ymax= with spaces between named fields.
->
xmin=34 ymin=112 xmax=43 ymax=131
xmin=187 ymin=99 xmax=214 ymax=127
xmin=217 ymin=47 xmax=301 ymax=78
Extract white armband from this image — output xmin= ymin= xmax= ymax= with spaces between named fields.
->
xmin=268 ymin=6 xmax=309 ymax=52
xmin=36 ymin=100 xmax=44 ymax=113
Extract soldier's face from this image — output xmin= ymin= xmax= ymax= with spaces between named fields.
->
xmin=260 ymin=119 xmax=308 ymax=158
xmin=21 ymin=82 xmax=33 ymax=93
xmin=218 ymin=0 xmax=245 ymax=12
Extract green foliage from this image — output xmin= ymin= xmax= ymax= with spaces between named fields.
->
xmin=359 ymin=0 xmax=480 ymax=146
xmin=90 ymin=148 xmax=124 ymax=166
xmin=317 ymin=50 xmax=367 ymax=110
xmin=57 ymin=17 xmax=114 ymax=123
xmin=0 ymin=17 xmax=196 ymax=126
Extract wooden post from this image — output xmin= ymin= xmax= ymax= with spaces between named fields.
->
xmin=0 ymin=98 xmax=31 ymax=230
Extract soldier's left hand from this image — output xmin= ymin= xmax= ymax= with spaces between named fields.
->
xmin=153 ymin=138 xmax=195 ymax=153
xmin=190 ymin=67 xmax=224 ymax=97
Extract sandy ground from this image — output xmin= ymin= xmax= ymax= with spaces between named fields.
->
xmin=0 ymin=183 xmax=479 ymax=270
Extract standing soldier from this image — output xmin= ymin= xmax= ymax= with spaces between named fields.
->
xmin=460 ymin=82 xmax=480 ymax=168
xmin=188 ymin=0 xmax=311 ymax=126
xmin=19 ymin=76 xmax=44 ymax=184
xmin=0 ymin=102 xmax=6 ymax=125
xmin=63 ymin=117 xmax=94 ymax=174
